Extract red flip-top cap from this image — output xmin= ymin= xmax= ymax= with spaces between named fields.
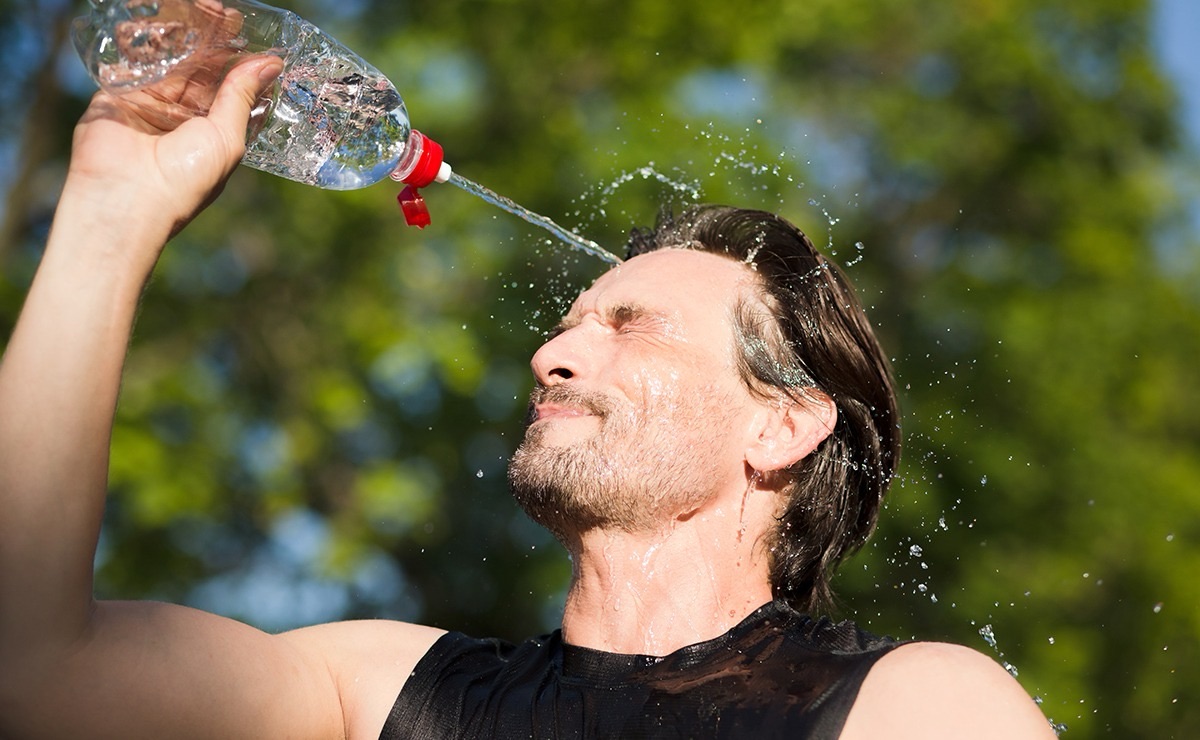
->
xmin=398 ymin=185 xmax=431 ymax=228
xmin=401 ymin=131 xmax=445 ymax=188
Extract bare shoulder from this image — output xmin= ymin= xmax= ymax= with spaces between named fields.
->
xmin=282 ymin=619 xmax=446 ymax=740
xmin=840 ymin=641 xmax=1059 ymax=740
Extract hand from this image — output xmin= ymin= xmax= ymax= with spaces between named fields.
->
xmin=63 ymin=53 xmax=283 ymax=265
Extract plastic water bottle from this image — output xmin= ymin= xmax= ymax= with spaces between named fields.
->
xmin=72 ymin=0 xmax=450 ymax=223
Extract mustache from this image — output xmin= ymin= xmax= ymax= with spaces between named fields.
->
xmin=523 ymin=384 xmax=614 ymax=427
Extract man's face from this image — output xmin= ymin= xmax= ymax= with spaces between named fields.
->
xmin=507 ymin=248 xmax=765 ymax=539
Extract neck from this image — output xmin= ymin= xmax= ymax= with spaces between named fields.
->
xmin=559 ymin=492 xmax=776 ymax=656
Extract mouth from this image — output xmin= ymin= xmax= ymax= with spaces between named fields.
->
xmin=524 ymin=386 xmax=611 ymax=429
xmin=531 ymin=403 xmax=594 ymax=423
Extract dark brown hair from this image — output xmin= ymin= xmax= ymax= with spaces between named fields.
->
xmin=627 ymin=204 xmax=900 ymax=614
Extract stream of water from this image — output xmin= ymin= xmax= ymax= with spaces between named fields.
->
xmin=448 ymin=173 xmax=623 ymax=265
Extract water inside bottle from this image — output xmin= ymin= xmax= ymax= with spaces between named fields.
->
xmin=448 ymin=173 xmax=623 ymax=265
xmin=244 ymin=16 xmax=413 ymax=190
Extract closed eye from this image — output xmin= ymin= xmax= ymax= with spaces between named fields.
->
xmin=616 ymin=319 xmax=656 ymax=334
xmin=544 ymin=304 xmax=671 ymax=339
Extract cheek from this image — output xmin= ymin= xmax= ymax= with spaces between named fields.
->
xmin=640 ymin=367 xmax=682 ymax=399
xmin=626 ymin=365 xmax=685 ymax=420
xmin=609 ymin=345 xmax=741 ymax=424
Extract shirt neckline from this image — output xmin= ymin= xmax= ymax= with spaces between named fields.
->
xmin=557 ymin=600 xmax=798 ymax=684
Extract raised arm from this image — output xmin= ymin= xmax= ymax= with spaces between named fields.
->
xmin=0 ymin=57 xmax=440 ymax=740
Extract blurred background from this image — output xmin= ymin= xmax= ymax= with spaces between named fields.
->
xmin=2 ymin=0 xmax=1198 ymax=736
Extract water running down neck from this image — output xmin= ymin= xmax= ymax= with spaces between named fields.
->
xmin=738 ymin=471 xmax=762 ymax=545
xmin=447 ymin=173 xmax=624 ymax=265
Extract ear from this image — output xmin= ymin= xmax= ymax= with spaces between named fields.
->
xmin=745 ymin=391 xmax=837 ymax=473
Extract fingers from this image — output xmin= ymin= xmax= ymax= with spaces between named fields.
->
xmin=206 ymin=55 xmax=284 ymax=145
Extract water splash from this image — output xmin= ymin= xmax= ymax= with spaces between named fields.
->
xmin=977 ymin=623 xmax=1021 ymax=679
xmin=448 ymin=173 xmax=623 ymax=265
xmin=596 ymin=164 xmax=704 ymax=205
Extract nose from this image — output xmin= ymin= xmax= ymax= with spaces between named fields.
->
xmin=530 ymin=325 xmax=588 ymax=386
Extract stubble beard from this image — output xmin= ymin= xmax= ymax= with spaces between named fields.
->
xmin=507 ymin=383 xmax=734 ymax=541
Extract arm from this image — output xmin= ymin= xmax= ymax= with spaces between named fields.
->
xmin=840 ymin=642 xmax=1059 ymax=739
xmin=0 ymin=57 xmax=440 ymax=739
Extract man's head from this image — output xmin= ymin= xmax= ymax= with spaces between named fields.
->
xmin=507 ymin=248 xmax=764 ymax=542
xmin=508 ymin=204 xmax=900 ymax=614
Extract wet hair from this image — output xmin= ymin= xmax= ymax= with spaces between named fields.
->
xmin=626 ymin=204 xmax=900 ymax=614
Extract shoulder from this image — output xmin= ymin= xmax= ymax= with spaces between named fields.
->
xmin=839 ymin=642 xmax=1059 ymax=739
xmin=280 ymin=619 xmax=447 ymax=740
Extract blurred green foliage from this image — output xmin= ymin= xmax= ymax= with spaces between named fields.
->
xmin=2 ymin=0 xmax=1199 ymax=736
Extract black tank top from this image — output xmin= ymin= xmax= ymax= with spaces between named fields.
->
xmin=379 ymin=601 xmax=901 ymax=739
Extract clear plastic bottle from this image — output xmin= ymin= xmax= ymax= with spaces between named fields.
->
xmin=71 ymin=0 xmax=450 ymax=195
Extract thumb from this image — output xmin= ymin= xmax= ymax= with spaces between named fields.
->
xmin=207 ymin=55 xmax=285 ymax=143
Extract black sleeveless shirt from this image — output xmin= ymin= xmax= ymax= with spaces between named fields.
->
xmin=379 ymin=601 xmax=901 ymax=739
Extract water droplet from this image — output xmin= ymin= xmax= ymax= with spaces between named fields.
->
xmin=909 ymin=544 xmax=924 ymax=558
xmin=979 ymin=624 xmax=997 ymax=648
xmin=475 ymin=469 xmax=484 ymax=478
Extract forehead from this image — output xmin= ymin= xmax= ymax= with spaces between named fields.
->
xmin=569 ymin=248 xmax=755 ymax=322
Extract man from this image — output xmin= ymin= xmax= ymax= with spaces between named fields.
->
xmin=0 ymin=57 xmax=1055 ymax=738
